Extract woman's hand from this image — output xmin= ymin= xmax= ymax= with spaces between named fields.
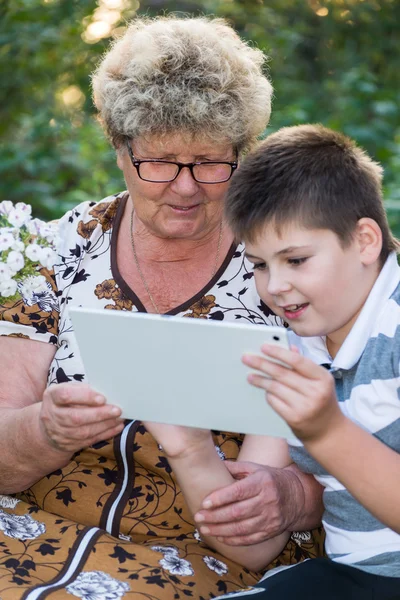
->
xmin=243 ymin=344 xmax=345 ymax=444
xmin=39 ymin=383 xmax=125 ymax=453
xmin=143 ymin=421 xmax=213 ymax=459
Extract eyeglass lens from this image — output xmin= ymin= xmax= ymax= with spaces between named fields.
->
xmin=138 ymin=161 xmax=233 ymax=183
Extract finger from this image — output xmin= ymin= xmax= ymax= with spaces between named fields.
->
xmin=196 ymin=494 xmax=260 ymax=525
xmin=247 ymin=373 xmax=303 ymax=407
xmin=62 ymin=415 xmax=125 ymax=440
xmin=216 ymin=531 xmax=271 ymax=546
xmin=265 ymin=391 xmax=305 ymax=429
xmin=243 ymin=345 xmax=320 ymax=382
xmin=224 ymin=460 xmax=259 ymax=478
xmin=53 ymin=404 xmax=122 ymax=429
xmin=242 ymin=354 xmax=305 ymax=393
xmin=85 ymin=421 xmax=126 ymax=446
xmin=198 ymin=515 xmax=262 ymax=539
xmin=199 ymin=476 xmax=257 ymax=511
xmin=260 ymin=344 xmax=325 ymax=380
xmin=245 ymin=352 xmax=324 ymax=397
xmin=49 ymin=418 xmax=125 ymax=450
xmin=45 ymin=383 xmax=108 ymax=408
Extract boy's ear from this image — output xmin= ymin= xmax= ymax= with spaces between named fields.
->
xmin=354 ymin=218 xmax=382 ymax=265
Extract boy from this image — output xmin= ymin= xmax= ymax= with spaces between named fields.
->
xmin=221 ymin=124 xmax=400 ymax=598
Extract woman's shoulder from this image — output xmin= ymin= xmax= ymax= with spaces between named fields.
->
xmin=57 ymin=191 xmax=126 ymax=251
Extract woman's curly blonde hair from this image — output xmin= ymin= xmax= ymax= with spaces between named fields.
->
xmin=92 ymin=15 xmax=273 ymax=154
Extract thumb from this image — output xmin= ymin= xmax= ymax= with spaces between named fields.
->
xmin=224 ymin=460 xmax=259 ymax=479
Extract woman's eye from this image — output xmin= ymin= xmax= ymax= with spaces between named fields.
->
xmin=288 ymin=257 xmax=308 ymax=266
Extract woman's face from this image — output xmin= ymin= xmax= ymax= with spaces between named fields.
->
xmin=117 ymin=133 xmax=236 ymax=240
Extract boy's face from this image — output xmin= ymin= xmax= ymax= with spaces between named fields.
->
xmin=245 ymin=223 xmax=375 ymax=353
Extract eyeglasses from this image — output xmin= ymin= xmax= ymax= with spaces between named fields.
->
xmin=126 ymin=141 xmax=238 ymax=184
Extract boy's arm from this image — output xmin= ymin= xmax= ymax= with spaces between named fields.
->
xmin=243 ymin=344 xmax=400 ymax=534
xmin=143 ymin=422 xmax=290 ymax=571
xmin=305 ymin=418 xmax=400 ymax=533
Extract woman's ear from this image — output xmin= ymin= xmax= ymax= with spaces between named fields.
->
xmin=116 ymin=150 xmax=125 ymax=171
xmin=355 ymin=218 xmax=382 ymax=265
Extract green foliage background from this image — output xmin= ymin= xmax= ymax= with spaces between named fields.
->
xmin=1 ymin=0 xmax=400 ymax=233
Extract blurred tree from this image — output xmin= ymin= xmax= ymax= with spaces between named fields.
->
xmin=1 ymin=0 xmax=400 ymax=233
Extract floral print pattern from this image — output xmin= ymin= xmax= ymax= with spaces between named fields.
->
xmin=203 ymin=556 xmax=229 ymax=575
xmin=0 ymin=192 xmax=324 ymax=599
xmin=0 ymin=510 xmax=45 ymax=540
xmin=66 ymin=570 xmax=130 ymax=599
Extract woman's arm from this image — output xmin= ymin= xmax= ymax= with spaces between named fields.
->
xmin=143 ymin=423 xmax=291 ymax=571
xmin=194 ymin=461 xmax=323 ymax=546
xmin=0 ymin=337 xmax=124 ymax=493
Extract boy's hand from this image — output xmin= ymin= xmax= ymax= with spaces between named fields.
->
xmin=143 ymin=421 xmax=213 ymax=460
xmin=242 ymin=344 xmax=345 ymax=444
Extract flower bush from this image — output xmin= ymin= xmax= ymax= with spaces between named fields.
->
xmin=0 ymin=200 xmax=58 ymax=304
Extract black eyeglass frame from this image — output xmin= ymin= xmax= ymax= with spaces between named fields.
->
xmin=126 ymin=141 xmax=238 ymax=184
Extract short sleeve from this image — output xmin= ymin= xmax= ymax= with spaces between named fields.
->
xmin=0 ymin=265 xmax=60 ymax=344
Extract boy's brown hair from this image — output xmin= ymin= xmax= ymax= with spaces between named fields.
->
xmin=225 ymin=124 xmax=398 ymax=263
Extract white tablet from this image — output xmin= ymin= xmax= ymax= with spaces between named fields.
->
xmin=69 ymin=307 xmax=292 ymax=438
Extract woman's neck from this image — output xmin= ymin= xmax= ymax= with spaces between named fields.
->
xmin=126 ymin=208 xmax=231 ymax=267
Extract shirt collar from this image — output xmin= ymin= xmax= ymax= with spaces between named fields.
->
xmin=300 ymin=252 xmax=400 ymax=370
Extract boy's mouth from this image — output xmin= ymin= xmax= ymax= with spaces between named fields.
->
xmin=282 ymin=303 xmax=309 ymax=319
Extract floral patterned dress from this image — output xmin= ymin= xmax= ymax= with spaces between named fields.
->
xmin=0 ymin=193 xmax=324 ymax=599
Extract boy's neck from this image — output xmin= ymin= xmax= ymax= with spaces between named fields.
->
xmin=326 ymin=262 xmax=383 ymax=359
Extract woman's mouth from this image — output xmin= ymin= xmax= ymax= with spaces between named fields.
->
xmin=169 ymin=204 xmax=199 ymax=213
xmin=282 ymin=303 xmax=309 ymax=319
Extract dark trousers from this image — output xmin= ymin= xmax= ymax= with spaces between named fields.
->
xmin=231 ymin=558 xmax=400 ymax=599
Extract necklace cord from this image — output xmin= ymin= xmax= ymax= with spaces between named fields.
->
xmin=129 ymin=208 xmax=223 ymax=314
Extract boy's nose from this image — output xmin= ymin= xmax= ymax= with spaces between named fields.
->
xmin=267 ymin=271 xmax=291 ymax=296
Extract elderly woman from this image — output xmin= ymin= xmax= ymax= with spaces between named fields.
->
xmin=0 ymin=15 xmax=323 ymax=599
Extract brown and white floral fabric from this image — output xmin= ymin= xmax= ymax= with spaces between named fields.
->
xmin=0 ymin=193 xmax=324 ymax=599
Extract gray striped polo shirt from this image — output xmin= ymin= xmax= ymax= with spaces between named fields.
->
xmin=289 ymin=252 xmax=400 ymax=577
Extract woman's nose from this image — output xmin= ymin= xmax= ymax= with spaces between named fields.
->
xmin=170 ymin=166 xmax=200 ymax=195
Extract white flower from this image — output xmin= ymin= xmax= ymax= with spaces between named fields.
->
xmin=0 ymin=202 xmax=59 ymax=300
xmin=215 ymin=588 xmax=266 ymax=598
xmin=0 ymin=509 xmax=46 ymax=540
xmin=26 ymin=217 xmax=43 ymax=236
xmin=203 ymin=555 xmax=228 ymax=575
xmin=0 ymin=279 xmax=18 ymax=297
xmin=18 ymin=274 xmax=48 ymax=296
xmin=0 ymin=495 xmax=20 ymax=509
xmin=6 ymin=250 xmax=24 ymax=274
xmin=151 ymin=545 xmax=179 ymax=556
xmin=0 ymin=200 xmax=13 ymax=217
xmin=0 ymin=262 xmax=13 ymax=283
xmin=65 ymin=570 xmax=130 ymax=599
xmin=17 ymin=275 xmax=59 ymax=312
xmin=7 ymin=203 xmax=32 ymax=227
xmin=193 ymin=529 xmax=202 ymax=542
xmin=291 ymin=530 xmax=311 ymax=546
xmin=39 ymin=221 xmax=58 ymax=245
xmin=159 ymin=554 xmax=194 ymax=576
xmin=39 ymin=246 xmax=58 ymax=269
xmin=215 ymin=445 xmax=226 ymax=460
xmin=12 ymin=239 xmax=25 ymax=253
xmin=25 ymin=242 xmax=43 ymax=262
xmin=0 ymin=230 xmax=15 ymax=252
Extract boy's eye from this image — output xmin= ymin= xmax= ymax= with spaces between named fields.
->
xmin=253 ymin=262 xmax=267 ymax=271
xmin=288 ymin=257 xmax=308 ymax=266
